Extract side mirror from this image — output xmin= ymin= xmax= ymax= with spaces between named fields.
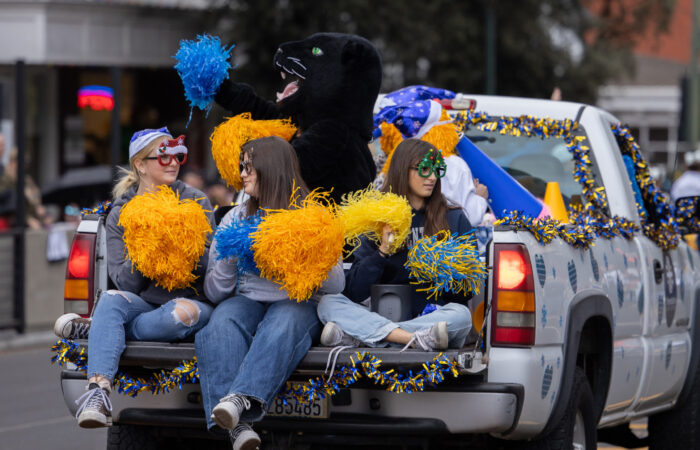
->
xmin=675 ymin=196 xmax=700 ymax=234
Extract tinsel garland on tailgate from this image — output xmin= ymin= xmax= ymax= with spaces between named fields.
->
xmin=452 ymin=111 xmax=648 ymax=250
xmin=51 ymin=340 xmax=459 ymax=403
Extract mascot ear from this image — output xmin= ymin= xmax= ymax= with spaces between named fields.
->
xmin=341 ymin=39 xmax=367 ymax=67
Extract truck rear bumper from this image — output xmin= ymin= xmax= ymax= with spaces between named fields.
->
xmin=61 ymin=369 xmax=522 ymax=435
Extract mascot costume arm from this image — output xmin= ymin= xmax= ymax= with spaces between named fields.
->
xmin=212 ymin=33 xmax=382 ymax=203
xmin=215 ymin=80 xmax=282 ymax=120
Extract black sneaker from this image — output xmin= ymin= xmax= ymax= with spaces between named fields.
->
xmin=54 ymin=313 xmax=91 ymax=340
xmin=229 ymin=423 xmax=260 ymax=450
xmin=75 ymin=383 xmax=112 ymax=428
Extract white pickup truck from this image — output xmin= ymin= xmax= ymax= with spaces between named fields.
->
xmin=56 ymin=95 xmax=700 ymax=450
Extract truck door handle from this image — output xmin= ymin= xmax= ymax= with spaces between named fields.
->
xmin=653 ymin=260 xmax=663 ymax=284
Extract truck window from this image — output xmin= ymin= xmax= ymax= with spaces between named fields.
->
xmin=465 ymin=129 xmax=607 ymax=214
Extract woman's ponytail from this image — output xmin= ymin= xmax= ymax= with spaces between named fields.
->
xmin=112 ymin=166 xmax=140 ymax=199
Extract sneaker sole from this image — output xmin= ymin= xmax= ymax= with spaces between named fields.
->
xmin=435 ymin=322 xmax=449 ymax=350
xmin=212 ymin=405 xmax=237 ymax=430
xmin=320 ymin=322 xmax=340 ymax=346
xmin=78 ymin=410 xmax=112 ymax=428
xmin=54 ymin=313 xmax=81 ymax=339
xmin=233 ymin=431 xmax=261 ymax=450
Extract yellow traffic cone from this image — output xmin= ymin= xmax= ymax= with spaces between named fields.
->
xmin=543 ymin=182 xmax=569 ymax=223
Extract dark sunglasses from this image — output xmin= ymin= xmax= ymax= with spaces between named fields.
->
xmin=144 ymin=153 xmax=187 ymax=166
xmin=239 ymin=160 xmax=253 ymax=175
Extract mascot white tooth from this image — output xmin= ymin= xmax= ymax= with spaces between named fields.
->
xmin=213 ymin=32 xmax=382 ymax=204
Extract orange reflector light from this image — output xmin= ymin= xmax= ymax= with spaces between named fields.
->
xmin=496 ymin=290 xmax=535 ymax=312
xmin=64 ymin=279 xmax=89 ymax=299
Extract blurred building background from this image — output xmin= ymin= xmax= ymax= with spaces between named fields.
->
xmin=0 ymin=0 xmax=219 ymax=332
xmin=596 ymin=0 xmax=693 ymax=182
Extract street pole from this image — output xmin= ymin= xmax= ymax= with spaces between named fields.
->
xmin=689 ymin=0 xmax=700 ymax=153
xmin=14 ymin=60 xmax=26 ymax=333
xmin=110 ymin=67 xmax=122 ymax=184
xmin=485 ymin=2 xmax=497 ymax=95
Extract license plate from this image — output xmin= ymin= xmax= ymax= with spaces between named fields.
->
xmin=267 ymin=385 xmax=329 ymax=419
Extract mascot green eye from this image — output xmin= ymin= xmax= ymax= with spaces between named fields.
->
xmin=312 ymin=47 xmax=324 ymax=56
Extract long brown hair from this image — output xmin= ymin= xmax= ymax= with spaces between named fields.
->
xmin=242 ymin=136 xmax=310 ymax=216
xmin=382 ymin=138 xmax=450 ymax=236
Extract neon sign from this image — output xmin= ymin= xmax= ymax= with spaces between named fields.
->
xmin=77 ymin=85 xmax=114 ymax=111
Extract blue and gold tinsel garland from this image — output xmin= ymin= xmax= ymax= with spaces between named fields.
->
xmin=50 ymin=340 xmax=459 ymax=403
xmin=81 ymin=201 xmax=112 ymax=217
xmin=611 ymin=124 xmax=679 ymax=251
xmin=451 ymin=111 xmax=675 ymax=250
xmin=676 ymin=197 xmax=700 ymax=232
xmin=51 ymin=339 xmax=197 ymax=397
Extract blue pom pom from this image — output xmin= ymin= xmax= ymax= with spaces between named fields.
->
xmin=405 ymin=231 xmax=487 ymax=299
xmin=174 ymin=34 xmax=234 ymax=120
xmin=215 ymin=215 xmax=261 ymax=275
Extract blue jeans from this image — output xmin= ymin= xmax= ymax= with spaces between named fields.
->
xmin=195 ymin=296 xmax=321 ymax=428
xmin=317 ymin=293 xmax=472 ymax=348
xmin=87 ymin=289 xmax=213 ymax=380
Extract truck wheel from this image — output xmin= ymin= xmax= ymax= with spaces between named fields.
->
xmin=649 ymin=362 xmax=700 ymax=449
xmin=490 ymin=366 xmax=596 ymax=449
xmin=106 ymin=424 xmax=159 ymax=450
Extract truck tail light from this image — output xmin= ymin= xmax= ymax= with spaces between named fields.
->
xmin=491 ymin=244 xmax=536 ymax=346
xmin=64 ymin=233 xmax=96 ymax=317
xmin=439 ymin=95 xmax=476 ymax=111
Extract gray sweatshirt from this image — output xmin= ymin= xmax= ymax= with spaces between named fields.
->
xmin=106 ymin=180 xmax=214 ymax=305
xmin=204 ymin=202 xmax=345 ymax=304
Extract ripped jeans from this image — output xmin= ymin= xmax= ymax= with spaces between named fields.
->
xmin=87 ymin=290 xmax=213 ymax=381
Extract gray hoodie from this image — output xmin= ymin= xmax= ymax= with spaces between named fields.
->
xmin=106 ymin=180 xmax=214 ymax=305
xmin=205 ymin=201 xmax=345 ymax=304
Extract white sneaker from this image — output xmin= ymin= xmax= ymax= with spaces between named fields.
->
xmin=320 ymin=322 xmax=360 ymax=347
xmin=211 ymin=394 xmax=251 ymax=430
xmin=54 ymin=313 xmax=91 ymax=339
xmin=229 ymin=422 xmax=261 ymax=450
xmin=403 ymin=321 xmax=449 ymax=352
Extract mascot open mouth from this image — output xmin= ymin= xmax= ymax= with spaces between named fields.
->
xmin=276 ymin=71 xmax=303 ymax=103
xmin=274 ymin=53 xmax=307 ymax=104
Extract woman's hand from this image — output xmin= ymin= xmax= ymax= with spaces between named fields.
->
xmin=474 ymin=179 xmax=489 ymax=199
xmin=379 ymin=224 xmax=394 ymax=255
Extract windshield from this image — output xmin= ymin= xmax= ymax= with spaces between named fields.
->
xmin=464 ymin=130 xmax=589 ymax=209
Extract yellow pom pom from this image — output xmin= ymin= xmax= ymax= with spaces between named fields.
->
xmin=422 ymin=111 xmax=459 ymax=157
xmin=380 ymin=111 xmax=459 ymax=174
xmin=118 ymin=186 xmax=212 ymax=291
xmin=252 ymin=191 xmax=344 ymax=301
xmin=210 ymin=113 xmax=297 ymax=189
xmin=338 ymin=187 xmax=412 ymax=254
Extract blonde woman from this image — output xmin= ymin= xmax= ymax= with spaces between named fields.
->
xmin=54 ymin=128 xmax=214 ymax=428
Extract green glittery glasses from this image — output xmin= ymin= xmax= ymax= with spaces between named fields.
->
xmin=412 ymin=148 xmax=447 ymax=178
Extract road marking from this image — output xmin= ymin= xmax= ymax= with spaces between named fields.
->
xmin=0 ymin=415 xmax=74 ymax=433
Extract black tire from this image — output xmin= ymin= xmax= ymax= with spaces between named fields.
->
xmin=106 ymin=424 xmax=160 ymax=450
xmin=649 ymin=362 xmax=700 ymax=449
xmin=490 ymin=366 xmax=597 ymax=450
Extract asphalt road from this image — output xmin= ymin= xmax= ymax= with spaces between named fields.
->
xmin=0 ymin=344 xmax=649 ymax=450
xmin=0 ymin=345 xmax=107 ymax=450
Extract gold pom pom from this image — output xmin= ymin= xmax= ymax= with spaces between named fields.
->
xmin=252 ymin=190 xmax=344 ymax=301
xmin=338 ymin=187 xmax=412 ymax=254
xmin=118 ymin=186 xmax=212 ymax=291
xmin=380 ymin=111 xmax=459 ymax=174
xmin=210 ymin=113 xmax=297 ymax=189
xmin=422 ymin=111 xmax=459 ymax=157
